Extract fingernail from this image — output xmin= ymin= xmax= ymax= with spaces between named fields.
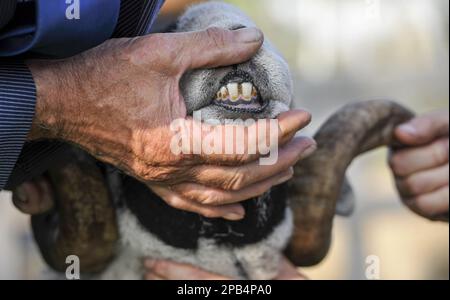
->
xmin=149 ymin=274 xmax=163 ymax=281
xmin=300 ymin=144 xmax=317 ymax=160
xmin=14 ymin=186 xmax=28 ymax=203
xmin=275 ymin=176 xmax=291 ymax=186
xmin=234 ymin=27 xmax=263 ymax=43
xmin=398 ymin=124 xmax=418 ymax=137
xmin=275 ymin=170 xmax=294 ymax=186
xmin=224 ymin=212 xmax=245 ymax=221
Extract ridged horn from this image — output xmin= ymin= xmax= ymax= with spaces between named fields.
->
xmin=286 ymin=100 xmax=414 ymax=266
xmin=31 ymin=154 xmax=118 ymax=273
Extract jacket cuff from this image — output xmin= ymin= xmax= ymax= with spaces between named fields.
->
xmin=0 ymin=60 xmax=36 ymax=190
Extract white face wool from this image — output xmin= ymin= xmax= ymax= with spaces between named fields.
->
xmin=179 ymin=1 xmax=294 ymax=122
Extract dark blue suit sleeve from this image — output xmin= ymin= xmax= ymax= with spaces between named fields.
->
xmin=0 ymin=61 xmax=36 ymax=189
xmin=0 ymin=0 xmax=164 ymax=190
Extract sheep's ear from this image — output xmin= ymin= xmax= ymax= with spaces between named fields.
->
xmin=336 ymin=178 xmax=355 ymax=217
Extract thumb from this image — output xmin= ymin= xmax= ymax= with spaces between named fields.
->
xmin=173 ymin=27 xmax=264 ymax=71
xmin=395 ymin=111 xmax=449 ymax=146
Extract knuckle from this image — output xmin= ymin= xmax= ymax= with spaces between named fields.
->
xmin=184 ymin=190 xmax=208 ymax=204
xmin=138 ymin=169 xmax=156 ymax=182
xmin=413 ymin=195 xmax=431 ymax=214
xmin=178 ymin=191 xmax=193 ymax=203
xmin=205 ymin=27 xmax=228 ymax=49
xmin=146 ymin=167 xmax=177 ymax=183
xmin=389 ymin=154 xmax=406 ymax=176
xmin=200 ymin=191 xmax=220 ymax=205
xmin=403 ymin=176 xmax=420 ymax=195
xmin=134 ymin=164 xmax=151 ymax=181
xmin=165 ymin=196 xmax=182 ymax=209
xmin=228 ymin=171 xmax=246 ymax=191
xmin=132 ymin=34 xmax=180 ymax=73
xmin=432 ymin=139 xmax=449 ymax=165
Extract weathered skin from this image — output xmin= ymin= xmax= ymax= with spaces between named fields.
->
xmin=285 ymin=100 xmax=414 ymax=266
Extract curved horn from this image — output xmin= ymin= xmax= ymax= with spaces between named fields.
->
xmin=286 ymin=100 xmax=415 ymax=266
xmin=31 ymin=154 xmax=118 ymax=273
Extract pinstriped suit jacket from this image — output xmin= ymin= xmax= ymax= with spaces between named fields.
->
xmin=0 ymin=0 xmax=165 ymax=190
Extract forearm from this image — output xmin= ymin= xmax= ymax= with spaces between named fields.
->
xmin=0 ymin=60 xmax=36 ymax=189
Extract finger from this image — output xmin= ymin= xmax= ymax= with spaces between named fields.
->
xmin=172 ymin=168 xmax=294 ymax=206
xmin=275 ymin=257 xmax=308 ymax=280
xmin=181 ymin=110 xmax=312 ymax=165
xmin=149 ymin=185 xmax=245 ymax=221
xmin=390 ymin=137 xmax=449 ymax=176
xmin=144 ymin=259 xmax=231 ymax=280
xmin=190 ymin=136 xmax=316 ymax=191
xmin=404 ymin=186 xmax=449 ymax=221
xmin=395 ymin=111 xmax=449 ymax=146
xmin=396 ymin=164 xmax=449 ymax=197
xmin=172 ymin=27 xmax=264 ymax=71
xmin=144 ymin=272 xmax=165 ymax=280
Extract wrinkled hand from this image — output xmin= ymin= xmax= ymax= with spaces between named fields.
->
xmin=143 ymin=257 xmax=307 ymax=280
xmin=390 ymin=111 xmax=449 ymax=221
xmin=25 ymin=28 xmax=316 ymax=220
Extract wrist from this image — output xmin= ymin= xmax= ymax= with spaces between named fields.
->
xmin=26 ymin=59 xmax=74 ymax=141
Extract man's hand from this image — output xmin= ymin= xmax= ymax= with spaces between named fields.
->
xmin=143 ymin=257 xmax=307 ymax=280
xmin=26 ymin=28 xmax=316 ymax=220
xmin=389 ymin=111 xmax=449 ymax=221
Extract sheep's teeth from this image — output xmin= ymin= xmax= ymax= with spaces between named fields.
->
xmin=252 ymin=86 xmax=258 ymax=98
xmin=216 ymin=82 xmax=259 ymax=103
xmin=227 ymin=83 xmax=239 ymax=102
xmin=241 ymin=82 xmax=253 ymax=101
xmin=220 ymin=86 xmax=228 ymax=101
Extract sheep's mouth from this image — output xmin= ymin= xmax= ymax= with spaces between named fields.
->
xmin=213 ymin=70 xmax=268 ymax=113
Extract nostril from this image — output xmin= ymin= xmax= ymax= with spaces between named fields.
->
xmin=230 ymin=25 xmax=247 ymax=31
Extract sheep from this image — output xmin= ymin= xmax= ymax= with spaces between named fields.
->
xmin=29 ymin=2 xmax=414 ymax=279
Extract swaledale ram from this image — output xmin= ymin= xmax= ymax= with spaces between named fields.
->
xmin=23 ymin=2 xmax=414 ymax=279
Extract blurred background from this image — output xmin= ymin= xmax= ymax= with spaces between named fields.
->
xmin=0 ymin=0 xmax=448 ymax=279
